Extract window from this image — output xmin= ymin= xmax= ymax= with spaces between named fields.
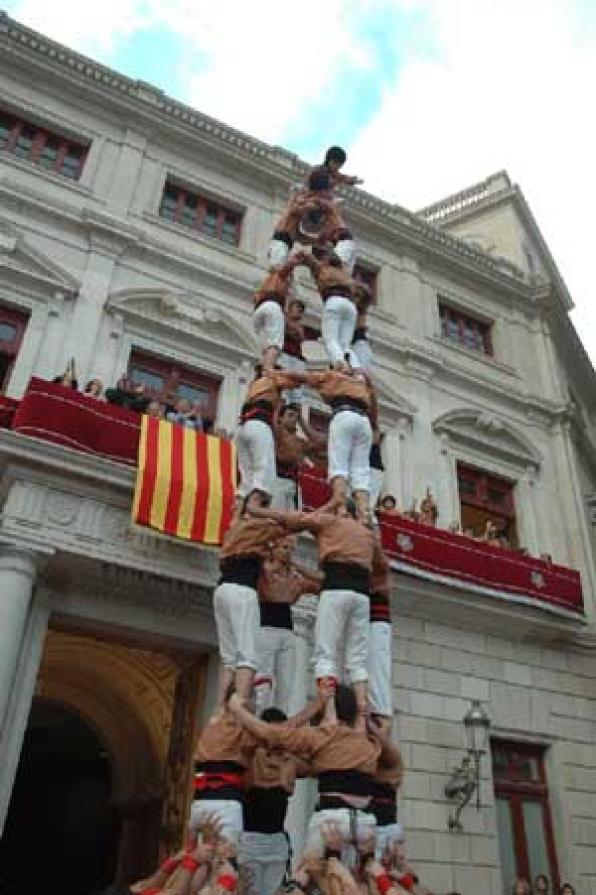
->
xmin=492 ymin=741 xmax=559 ymax=891
xmin=353 ymin=262 xmax=378 ymax=301
xmin=126 ymin=350 xmax=221 ymax=422
xmin=159 ymin=182 xmax=243 ymax=246
xmin=0 ymin=109 xmax=87 ymax=180
xmin=439 ymin=302 xmax=492 ymax=355
xmin=0 ymin=305 xmax=29 ymax=393
xmin=457 ymin=462 xmax=517 ymax=545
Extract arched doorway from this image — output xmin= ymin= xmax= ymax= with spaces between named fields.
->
xmin=0 ymin=699 xmax=120 ymax=894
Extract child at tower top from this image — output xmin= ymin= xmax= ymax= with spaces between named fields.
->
xmin=269 ymin=146 xmax=363 ymax=271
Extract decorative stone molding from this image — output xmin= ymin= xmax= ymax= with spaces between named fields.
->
xmin=433 ymin=408 xmax=542 ymax=470
xmin=0 ymin=11 xmax=556 ymax=304
xmin=0 ymin=221 xmax=79 ymax=295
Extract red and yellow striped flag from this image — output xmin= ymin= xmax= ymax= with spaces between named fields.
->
xmin=132 ymin=417 xmax=236 ymax=545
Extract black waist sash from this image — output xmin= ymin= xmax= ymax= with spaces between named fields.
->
xmin=243 ymin=786 xmax=289 ymax=833
xmin=317 ymin=770 xmax=373 ymax=811
xmin=240 ymin=399 xmax=274 ymax=426
xmin=369 ymin=591 xmax=391 ymax=623
xmin=193 ymin=760 xmax=245 ymax=803
xmin=369 ymin=780 xmax=397 ymax=825
xmin=321 ymin=285 xmax=353 ymax=301
xmin=352 ymin=326 xmax=368 ymax=343
xmin=323 ymin=561 xmax=370 ymax=596
xmin=259 ymin=601 xmax=293 ymax=630
xmin=369 ymin=442 xmax=383 ymax=470
xmin=329 ymin=397 xmax=368 ymax=415
xmin=219 ymin=555 xmax=262 ymax=589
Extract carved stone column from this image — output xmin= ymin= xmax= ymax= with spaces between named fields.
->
xmin=0 ymin=545 xmax=42 ymax=727
xmin=285 ymin=596 xmax=317 ymax=864
xmin=436 ymin=433 xmax=460 ymax=529
xmin=515 ymin=465 xmax=541 ymax=556
xmin=0 ymin=542 xmax=51 ymax=834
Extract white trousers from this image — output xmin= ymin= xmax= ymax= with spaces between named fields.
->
xmin=236 ymin=419 xmax=276 ymax=498
xmin=328 ymin=410 xmax=372 ymax=493
xmin=268 ymin=238 xmax=289 ymax=270
xmin=369 ymin=467 xmax=384 ymax=512
xmin=352 ymin=337 xmax=374 ymax=373
xmin=279 ymin=352 xmax=305 ymax=405
xmin=375 ymin=822 xmax=404 ymax=860
xmin=368 ymin=621 xmax=393 ymax=717
xmin=306 ymin=808 xmax=376 ymax=858
xmin=239 ymin=831 xmax=289 ymax=895
xmin=271 ymin=475 xmax=298 ymax=510
xmin=334 ymin=238 xmax=356 ymax=273
xmin=214 ymin=582 xmax=260 ymax=670
xmin=254 ymin=300 xmax=285 ymax=351
xmin=190 ymin=798 xmax=243 ymax=846
xmin=315 ymin=589 xmax=369 ymax=682
xmin=255 ymin=625 xmax=297 ymax=715
xmin=322 ymin=295 xmax=357 ymax=365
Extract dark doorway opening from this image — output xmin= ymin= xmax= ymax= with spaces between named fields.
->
xmin=0 ymin=699 xmax=121 ymax=895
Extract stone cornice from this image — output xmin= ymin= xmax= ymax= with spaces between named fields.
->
xmin=0 ymin=12 xmax=546 ymax=302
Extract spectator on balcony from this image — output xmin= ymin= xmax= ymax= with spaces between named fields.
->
xmin=419 ymin=487 xmax=438 ymax=527
xmin=512 ymin=879 xmax=532 ymax=895
xmin=560 ymin=884 xmax=575 ymax=895
xmin=167 ymin=397 xmax=205 ymax=431
xmin=378 ymin=495 xmax=400 ymax=517
xmin=52 ymin=363 xmax=78 ymax=391
xmin=534 ymin=875 xmax=549 ymax=895
xmin=144 ymin=400 xmax=165 ymax=419
xmin=105 ymin=376 xmax=148 ymax=411
xmin=84 ymin=378 xmax=105 ymax=400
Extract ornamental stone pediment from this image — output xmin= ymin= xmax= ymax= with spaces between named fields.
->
xmin=0 ymin=223 xmax=80 ymax=294
xmin=107 ymin=287 xmax=259 ymax=355
xmin=433 ymin=407 xmax=541 ymax=469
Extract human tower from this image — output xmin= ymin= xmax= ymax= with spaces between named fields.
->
xmin=132 ymin=149 xmax=426 ymax=895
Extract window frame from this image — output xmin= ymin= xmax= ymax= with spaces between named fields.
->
xmin=159 ymin=181 xmax=243 ymax=246
xmin=492 ymin=740 xmax=560 ymax=890
xmin=0 ymin=304 xmax=29 ymax=394
xmin=457 ymin=462 xmax=517 ymax=544
xmin=0 ymin=109 xmax=88 ymax=180
xmin=126 ymin=349 xmax=221 ymax=421
xmin=439 ymin=301 xmax=493 ymax=356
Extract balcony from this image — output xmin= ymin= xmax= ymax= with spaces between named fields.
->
xmin=0 ymin=378 xmax=586 ymax=628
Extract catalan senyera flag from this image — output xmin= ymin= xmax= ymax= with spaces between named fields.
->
xmin=132 ymin=416 xmax=237 ymax=545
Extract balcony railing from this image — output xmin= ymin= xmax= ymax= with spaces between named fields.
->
xmin=0 ymin=378 xmax=585 ymax=617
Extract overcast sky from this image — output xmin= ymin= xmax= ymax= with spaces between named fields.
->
xmin=6 ymin=0 xmax=596 ymax=366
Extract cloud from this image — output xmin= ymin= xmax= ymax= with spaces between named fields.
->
xmin=5 ymin=0 xmax=596 ymax=365
xmin=347 ymin=0 xmax=596 ymax=365
xmin=5 ymin=0 xmax=392 ymax=144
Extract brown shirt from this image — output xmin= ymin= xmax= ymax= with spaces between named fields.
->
xmin=370 ymin=542 xmax=391 ymax=596
xmin=259 ymin=721 xmax=381 ymax=776
xmin=259 ymin=561 xmax=321 ymax=604
xmin=246 ymin=744 xmax=298 ymax=794
xmin=275 ymin=424 xmax=315 ymax=470
xmin=194 ymin=710 xmax=257 ymax=768
xmin=285 ymin=512 xmax=375 ymax=571
xmin=307 ymin=369 xmax=371 ymax=410
xmin=283 ymin=317 xmax=305 ymax=358
xmin=220 ymin=516 xmax=287 ymax=560
xmin=244 ymin=371 xmax=304 ymax=411
xmin=254 ymin=261 xmax=295 ymax=309
xmin=375 ymin=745 xmax=404 ymax=790
xmin=306 ymin=257 xmax=355 ymax=300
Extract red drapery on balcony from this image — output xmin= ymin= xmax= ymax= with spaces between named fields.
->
xmin=11 ymin=378 xmax=140 ymax=463
xmin=299 ymin=465 xmax=583 ymax=616
xmin=3 ymin=380 xmax=585 ymax=616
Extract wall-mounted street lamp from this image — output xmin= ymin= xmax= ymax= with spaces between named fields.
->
xmin=444 ymin=700 xmax=491 ymax=832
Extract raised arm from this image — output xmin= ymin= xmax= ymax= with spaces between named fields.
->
xmin=286 ymin=693 xmax=324 ymax=729
xmin=229 ymin=694 xmax=319 ymax=758
xmin=298 ymin=414 xmax=327 ymax=446
xmin=292 ymin=563 xmax=324 ymax=596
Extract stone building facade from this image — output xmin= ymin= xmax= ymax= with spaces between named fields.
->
xmin=0 ymin=12 xmax=595 ymax=894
